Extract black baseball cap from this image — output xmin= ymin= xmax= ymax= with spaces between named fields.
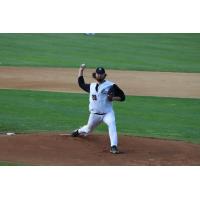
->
xmin=96 ymin=67 xmax=105 ymax=74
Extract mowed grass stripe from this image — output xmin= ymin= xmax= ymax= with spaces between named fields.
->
xmin=0 ymin=33 xmax=200 ymax=72
xmin=0 ymin=89 xmax=200 ymax=143
xmin=0 ymin=161 xmax=27 ymax=166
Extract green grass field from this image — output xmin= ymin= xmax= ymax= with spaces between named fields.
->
xmin=1 ymin=89 xmax=200 ymax=144
xmin=0 ymin=161 xmax=27 ymax=166
xmin=0 ymin=33 xmax=200 ymax=72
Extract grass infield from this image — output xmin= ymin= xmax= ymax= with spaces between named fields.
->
xmin=0 ymin=161 xmax=27 ymax=166
xmin=0 ymin=89 xmax=200 ymax=144
xmin=0 ymin=33 xmax=200 ymax=72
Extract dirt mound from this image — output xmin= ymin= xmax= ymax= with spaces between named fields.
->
xmin=0 ymin=133 xmax=200 ymax=165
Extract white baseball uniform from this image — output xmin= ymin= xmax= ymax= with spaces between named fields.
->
xmin=78 ymin=80 xmax=118 ymax=146
xmin=77 ymin=72 xmax=125 ymax=148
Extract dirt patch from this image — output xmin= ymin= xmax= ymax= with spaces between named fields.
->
xmin=0 ymin=133 xmax=200 ymax=165
xmin=0 ymin=67 xmax=200 ymax=98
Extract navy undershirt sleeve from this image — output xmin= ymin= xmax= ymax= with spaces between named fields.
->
xmin=78 ymin=76 xmax=90 ymax=93
xmin=109 ymin=84 xmax=126 ymax=101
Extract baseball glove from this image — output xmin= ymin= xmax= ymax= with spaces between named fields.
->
xmin=107 ymin=86 xmax=115 ymax=101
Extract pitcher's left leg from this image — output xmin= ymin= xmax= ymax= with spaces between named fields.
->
xmin=103 ymin=111 xmax=118 ymax=147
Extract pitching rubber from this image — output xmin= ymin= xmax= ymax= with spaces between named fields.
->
xmin=59 ymin=133 xmax=71 ymax=136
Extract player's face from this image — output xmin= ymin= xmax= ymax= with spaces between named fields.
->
xmin=96 ymin=73 xmax=106 ymax=83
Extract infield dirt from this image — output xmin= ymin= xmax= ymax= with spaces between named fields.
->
xmin=0 ymin=134 xmax=200 ymax=165
xmin=0 ymin=67 xmax=200 ymax=98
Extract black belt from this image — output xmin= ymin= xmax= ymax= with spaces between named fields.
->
xmin=94 ymin=113 xmax=106 ymax=115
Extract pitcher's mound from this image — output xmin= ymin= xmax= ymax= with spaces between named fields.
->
xmin=0 ymin=133 xmax=200 ymax=165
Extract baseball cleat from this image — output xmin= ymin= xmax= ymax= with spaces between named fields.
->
xmin=71 ymin=129 xmax=80 ymax=137
xmin=110 ymin=145 xmax=120 ymax=154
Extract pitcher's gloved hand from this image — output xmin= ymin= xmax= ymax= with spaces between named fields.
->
xmin=107 ymin=92 xmax=114 ymax=101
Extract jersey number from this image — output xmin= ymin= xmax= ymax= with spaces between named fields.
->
xmin=92 ymin=95 xmax=97 ymax=101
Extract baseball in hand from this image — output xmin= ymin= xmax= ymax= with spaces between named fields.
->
xmin=80 ymin=64 xmax=86 ymax=69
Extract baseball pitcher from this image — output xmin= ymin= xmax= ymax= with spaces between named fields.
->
xmin=71 ymin=64 xmax=126 ymax=154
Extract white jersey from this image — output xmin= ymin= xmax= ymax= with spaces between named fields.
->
xmin=89 ymin=80 xmax=114 ymax=114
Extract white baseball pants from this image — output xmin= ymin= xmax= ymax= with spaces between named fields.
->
xmin=78 ymin=110 xmax=118 ymax=146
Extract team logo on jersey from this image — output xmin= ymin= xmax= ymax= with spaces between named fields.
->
xmin=92 ymin=94 xmax=97 ymax=100
xmin=101 ymin=88 xmax=110 ymax=94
